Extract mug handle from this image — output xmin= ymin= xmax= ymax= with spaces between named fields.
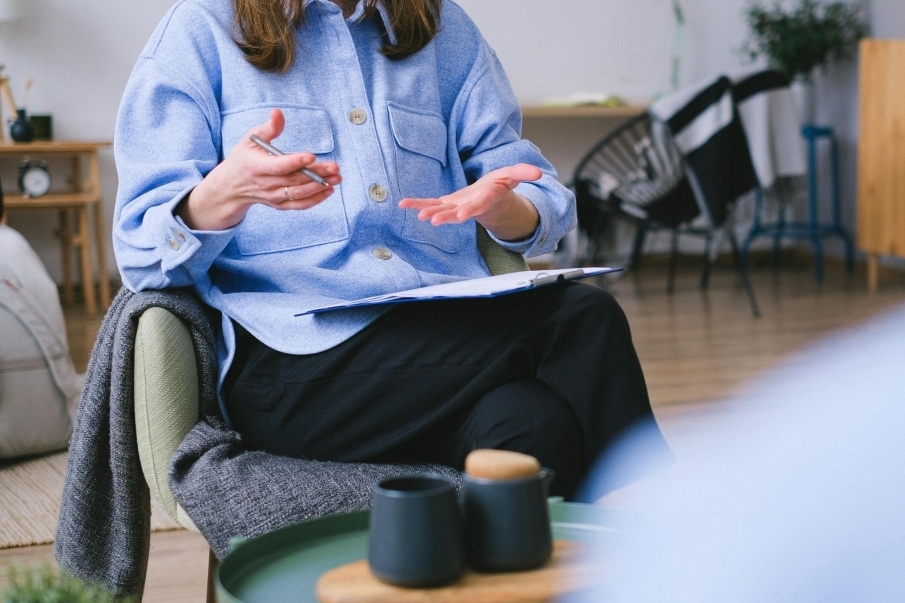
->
xmin=540 ymin=468 xmax=556 ymax=491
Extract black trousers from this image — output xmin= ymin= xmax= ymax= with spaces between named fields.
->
xmin=225 ymin=283 xmax=661 ymax=499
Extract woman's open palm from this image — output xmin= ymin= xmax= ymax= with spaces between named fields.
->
xmin=398 ymin=163 xmax=542 ymax=228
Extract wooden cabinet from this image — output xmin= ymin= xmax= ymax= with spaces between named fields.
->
xmin=0 ymin=141 xmax=111 ymax=314
xmin=857 ymin=40 xmax=905 ymax=291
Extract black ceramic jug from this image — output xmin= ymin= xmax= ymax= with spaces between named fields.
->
xmin=463 ymin=469 xmax=556 ymax=572
xmin=10 ymin=109 xmax=35 ymax=143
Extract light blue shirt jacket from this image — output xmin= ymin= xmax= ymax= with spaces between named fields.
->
xmin=113 ymin=0 xmax=576 ymax=391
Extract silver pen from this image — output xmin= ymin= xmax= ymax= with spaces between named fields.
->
xmin=249 ymin=134 xmax=330 ymax=186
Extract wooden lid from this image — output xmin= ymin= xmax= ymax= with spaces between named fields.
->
xmin=464 ymin=449 xmax=541 ymax=480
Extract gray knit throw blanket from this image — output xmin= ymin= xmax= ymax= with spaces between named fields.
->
xmin=55 ymin=288 xmax=460 ymax=599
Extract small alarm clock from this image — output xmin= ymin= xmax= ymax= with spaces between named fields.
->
xmin=19 ymin=159 xmax=52 ymax=198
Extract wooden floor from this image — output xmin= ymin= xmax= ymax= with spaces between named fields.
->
xmin=2 ymin=256 xmax=904 ymax=601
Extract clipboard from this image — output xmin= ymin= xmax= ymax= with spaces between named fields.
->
xmin=295 ymin=267 xmax=620 ymax=317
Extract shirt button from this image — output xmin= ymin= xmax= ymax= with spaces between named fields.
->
xmin=373 ymin=247 xmax=393 ymax=260
xmin=168 ymin=238 xmax=180 ymax=251
xmin=369 ymin=184 xmax=388 ymax=203
xmin=349 ymin=108 xmax=368 ymax=125
xmin=175 ymin=230 xmax=186 ymax=242
xmin=538 ymin=233 xmax=548 ymax=245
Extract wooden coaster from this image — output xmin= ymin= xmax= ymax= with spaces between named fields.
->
xmin=315 ymin=541 xmax=600 ymax=603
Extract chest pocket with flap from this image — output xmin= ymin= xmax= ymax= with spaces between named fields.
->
xmin=224 ymin=105 xmax=349 ymax=255
xmin=388 ymin=102 xmax=461 ymax=254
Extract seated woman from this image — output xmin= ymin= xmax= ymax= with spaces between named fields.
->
xmin=113 ymin=0 xmax=665 ymax=498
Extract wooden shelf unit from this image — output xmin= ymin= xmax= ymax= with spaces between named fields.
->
xmin=0 ymin=140 xmax=112 ymax=315
xmin=520 ymin=104 xmax=647 ymax=119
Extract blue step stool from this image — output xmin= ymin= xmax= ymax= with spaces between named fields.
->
xmin=741 ymin=125 xmax=855 ymax=283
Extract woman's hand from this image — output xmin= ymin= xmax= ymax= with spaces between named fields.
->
xmin=176 ymin=109 xmax=342 ymax=231
xmin=398 ymin=164 xmax=542 ymax=242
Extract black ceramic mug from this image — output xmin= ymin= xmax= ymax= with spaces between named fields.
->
xmin=463 ymin=469 xmax=555 ymax=572
xmin=29 ymin=114 xmax=53 ymax=141
xmin=368 ymin=476 xmax=464 ymax=587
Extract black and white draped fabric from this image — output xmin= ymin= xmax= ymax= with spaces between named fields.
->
xmin=732 ymin=71 xmax=807 ymax=188
xmin=650 ymin=70 xmax=806 ymax=226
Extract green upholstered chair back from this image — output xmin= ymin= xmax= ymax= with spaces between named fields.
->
xmin=134 ymin=307 xmax=202 ymax=532
xmin=476 ymin=224 xmax=530 ymax=275
xmin=133 ymin=226 xmax=528 ymax=529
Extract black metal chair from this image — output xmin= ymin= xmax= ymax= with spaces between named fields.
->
xmin=570 ymin=113 xmax=760 ymax=316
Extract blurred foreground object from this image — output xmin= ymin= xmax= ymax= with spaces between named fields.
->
xmin=2 ymin=564 xmax=128 ymax=603
xmin=0 ymin=0 xmax=22 ymax=22
xmin=580 ymin=304 xmax=905 ymax=602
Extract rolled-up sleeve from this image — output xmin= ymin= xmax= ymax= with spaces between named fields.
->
xmin=454 ymin=44 xmax=576 ymax=257
xmin=113 ymin=55 xmax=234 ymax=292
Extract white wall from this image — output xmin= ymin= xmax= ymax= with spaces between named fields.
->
xmin=0 ymin=0 xmax=902 ymax=283
xmin=0 ymin=2 xmax=172 ymax=284
xmin=456 ymin=0 xmax=760 ymax=104
xmin=873 ymin=0 xmax=905 ymax=38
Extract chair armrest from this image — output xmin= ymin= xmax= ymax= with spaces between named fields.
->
xmin=134 ymin=307 xmax=201 ymax=533
xmin=477 ymin=224 xmax=529 ymax=275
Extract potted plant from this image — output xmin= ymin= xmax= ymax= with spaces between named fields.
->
xmin=744 ymin=0 xmax=869 ymax=123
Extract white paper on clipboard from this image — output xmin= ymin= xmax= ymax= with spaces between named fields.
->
xmin=295 ymin=267 xmax=620 ymax=316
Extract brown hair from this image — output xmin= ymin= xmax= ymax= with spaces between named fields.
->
xmin=235 ymin=0 xmax=443 ymax=73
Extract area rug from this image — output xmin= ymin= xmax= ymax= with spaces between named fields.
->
xmin=0 ymin=452 xmax=182 ymax=549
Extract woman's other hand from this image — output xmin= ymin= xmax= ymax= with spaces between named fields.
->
xmin=398 ymin=164 xmax=542 ymax=242
xmin=176 ymin=109 xmax=342 ymax=231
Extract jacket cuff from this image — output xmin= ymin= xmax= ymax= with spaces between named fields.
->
xmin=486 ymin=183 xmax=557 ymax=257
xmin=143 ymin=187 xmax=236 ymax=273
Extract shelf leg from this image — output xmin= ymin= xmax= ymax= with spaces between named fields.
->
xmin=94 ymin=205 xmax=111 ymax=311
xmin=77 ymin=207 xmax=97 ymax=316
xmin=59 ymin=210 xmax=74 ymax=306
xmin=88 ymin=152 xmax=111 ymax=310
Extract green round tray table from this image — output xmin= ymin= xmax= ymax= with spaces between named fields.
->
xmin=215 ymin=501 xmax=615 ymax=603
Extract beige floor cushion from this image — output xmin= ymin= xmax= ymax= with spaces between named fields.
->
xmin=0 ymin=225 xmax=82 ymax=459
